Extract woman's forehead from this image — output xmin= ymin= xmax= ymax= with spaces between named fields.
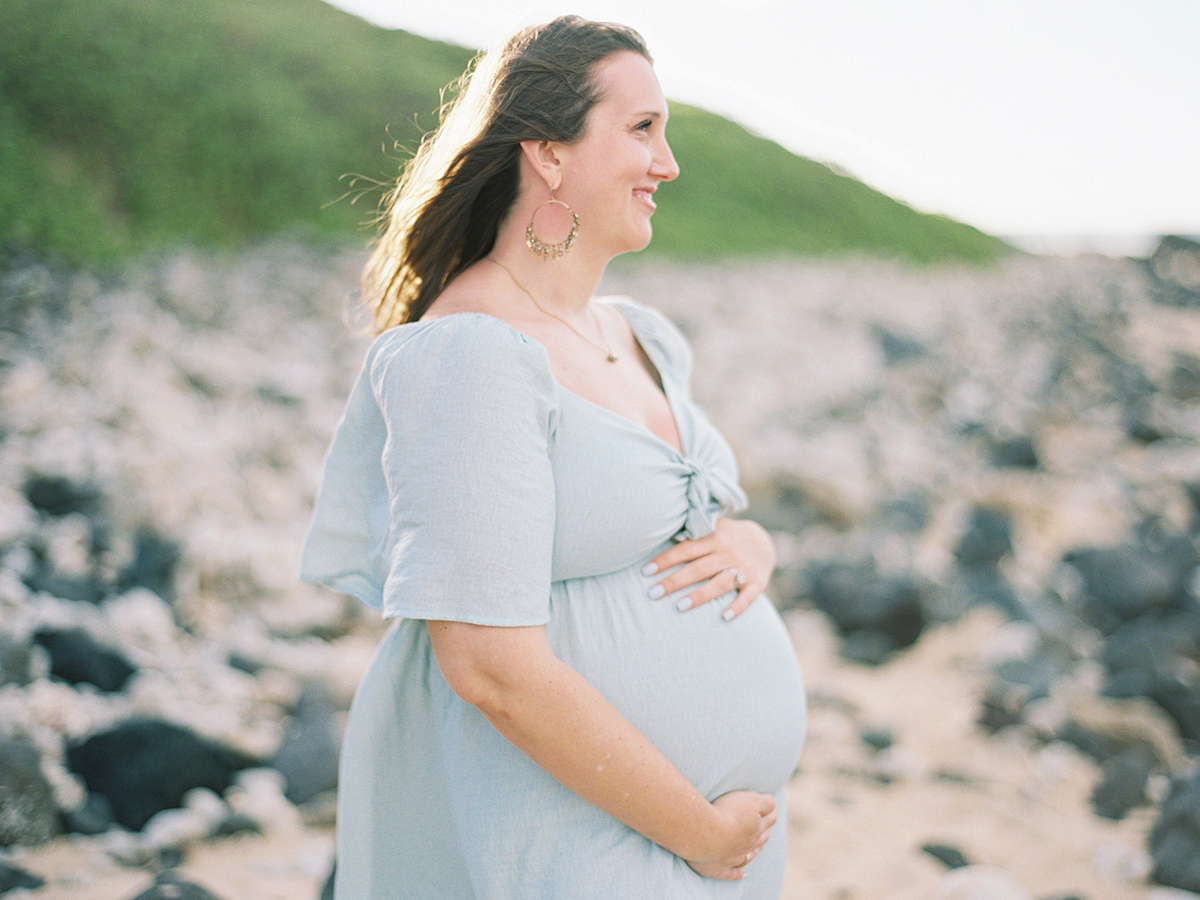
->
xmin=591 ymin=51 xmax=667 ymax=116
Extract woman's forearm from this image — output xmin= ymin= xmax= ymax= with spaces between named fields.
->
xmin=426 ymin=620 xmax=764 ymax=866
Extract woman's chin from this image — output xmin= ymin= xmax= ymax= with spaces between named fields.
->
xmin=598 ymin=222 xmax=655 ymax=259
xmin=628 ymin=224 xmax=655 ymax=254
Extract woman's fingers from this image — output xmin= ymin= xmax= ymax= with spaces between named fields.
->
xmin=645 ymin=553 xmax=730 ymax=599
xmin=648 ymin=562 xmax=761 ymax=619
xmin=759 ymin=801 xmax=778 ymax=830
xmin=719 ymin=583 xmax=760 ymax=621
xmin=685 ymin=834 xmax=768 ymax=880
xmin=644 ymin=518 xmax=776 ymax=620
xmin=645 ymin=531 xmax=717 ymax=575
xmin=686 ymin=791 xmax=776 ymax=880
xmin=674 ymin=568 xmax=754 ymax=615
xmin=686 ymin=860 xmax=746 ymax=881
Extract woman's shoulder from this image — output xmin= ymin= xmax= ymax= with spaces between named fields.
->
xmin=368 ymin=311 xmax=547 ymax=373
xmin=366 ymin=312 xmax=559 ymax=408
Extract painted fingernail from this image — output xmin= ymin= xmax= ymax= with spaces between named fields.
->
xmin=676 ymin=596 xmax=692 ymax=611
xmin=641 ymin=563 xmax=658 ymax=576
xmin=722 ymin=608 xmax=736 ymax=622
xmin=647 ymin=584 xmax=665 ymax=600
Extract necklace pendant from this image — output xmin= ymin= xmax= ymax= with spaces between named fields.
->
xmin=607 ymin=353 xmax=618 ymax=363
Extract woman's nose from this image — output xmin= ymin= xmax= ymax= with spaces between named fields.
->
xmin=654 ymin=139 xmax=680 ymax=182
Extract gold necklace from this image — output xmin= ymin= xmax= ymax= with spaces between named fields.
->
xmin=487 ymin=258 xmax=618 ymax=363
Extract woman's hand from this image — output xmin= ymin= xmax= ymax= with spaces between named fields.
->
xmin=685 ymin=790 xmax=777 ymax=880
xmin=644 ymin=517 xmax=776 ymax=621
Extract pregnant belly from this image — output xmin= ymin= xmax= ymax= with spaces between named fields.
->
xmin=546 ymin=569 xmax=806 ymax=800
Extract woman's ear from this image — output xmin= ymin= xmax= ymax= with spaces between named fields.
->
xmin=519 ymin=140 xmax=564 ymax=193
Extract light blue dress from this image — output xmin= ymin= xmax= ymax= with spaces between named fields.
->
xmin=300 ymin=298 xmax=806 ymax=900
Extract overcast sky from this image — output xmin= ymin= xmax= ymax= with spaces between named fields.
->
xmin=326 ymin=0 xmax=1200 ymax=252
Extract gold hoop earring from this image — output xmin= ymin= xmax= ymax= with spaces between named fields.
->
xmin=526 ymin=194 xmax=579 ymax=260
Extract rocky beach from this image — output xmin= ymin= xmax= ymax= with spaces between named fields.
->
xmin=1 ymin=240 xmax=1198 ymax=900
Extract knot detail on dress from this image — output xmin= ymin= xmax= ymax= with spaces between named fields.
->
xmin=680 ymin=461 xmax=718 ymax=539
xmin=676 ymin=451 xmax=749 ymax=541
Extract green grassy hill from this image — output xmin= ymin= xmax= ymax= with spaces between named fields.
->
xmin=0 ymin=0 xmax=1011 ymax=265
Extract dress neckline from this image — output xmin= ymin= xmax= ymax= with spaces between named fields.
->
xmin=565 ymin=302 xmax=686 ymax=458
xmin=414 ymin=301 xmax=687 ymax=459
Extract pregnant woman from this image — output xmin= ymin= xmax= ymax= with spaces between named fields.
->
xmin=301 ymin=16 xmax=805 ymax=899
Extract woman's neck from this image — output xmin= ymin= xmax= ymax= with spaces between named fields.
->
xmin=487 ymin=228 xmax=606 ymax=318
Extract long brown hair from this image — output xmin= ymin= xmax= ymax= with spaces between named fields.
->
xmin=363 ymin=16 xmax=650 ymax=332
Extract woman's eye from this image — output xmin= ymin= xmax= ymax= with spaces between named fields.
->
xmin=636 ymin=120 xmax=653 ymax=132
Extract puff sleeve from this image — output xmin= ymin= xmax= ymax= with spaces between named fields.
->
xmin=300 ymin=315 xmax=559 ymax=625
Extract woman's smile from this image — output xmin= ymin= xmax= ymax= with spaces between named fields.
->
xmin=633 ymin=187 xmax=658 ymax=210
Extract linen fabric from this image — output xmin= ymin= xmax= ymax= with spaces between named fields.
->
xmin=301 ymin=298 xmax=806 ymax=899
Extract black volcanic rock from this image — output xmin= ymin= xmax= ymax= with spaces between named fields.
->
xmin=1064 ymin=538 xmax=1198 ymax=632
xmin=978 ymin=655 xmax=1058 ymax=734
xmin=0 ymin=634 xmax=33 ymax=687
xmin=67 ymin=719 xmax=258 ymax=831
xmin=954 ymin=506 xmax=1013 ymax=570
xmin=921 ymin=843 xmax=970 ymax=870
xmin=1146 ymin=234 xmax=1200 ymax=306
xmin=22 ymin=560 xmax=106 ymax=604
xmin=0 ymin=859 xmax=45 ymax=893
xmin=61 ymin=790 xmax=116 ymax=836
xmin=989 ymin=434 xmax=1040 ymax=469
xmin=1149 ymin=766 xmax=1200 ymax=893
xmin=125 ymin=870 xmax=228 ymax=900
xmin=807 ymin=559 xmax=926 ymax=664
xmin=1091 ymin=745 xmax=1155 ymax=820
xmin=270 ymin=686 xmax=341 ymax=806
xmin=872 ymin=324 xmax=928 ymax=365
xmin=118 ymin=530 xmax=182 ymax=602
xmin=0 ymin=737 xmax=59 ymax=846
xmin=22 ymin=473 xmax=102 ymax=518
xmin=33 ymin=627 xmax=136 ymax=692
xmin=1100 ymin=615 xmax=1200 ymax=746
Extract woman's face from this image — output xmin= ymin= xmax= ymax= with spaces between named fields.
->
xmin=556 ymin=51 xmax=680 ymax=258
